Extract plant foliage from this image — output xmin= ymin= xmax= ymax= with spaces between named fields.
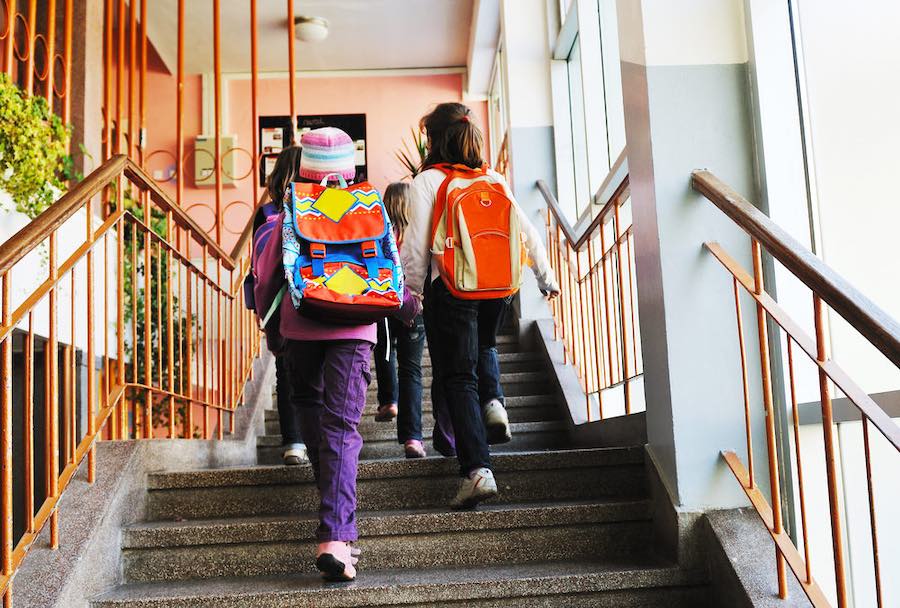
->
xmin=394 ymin=127 xmax=427 ymax=179
xmin=0 ymin=73 xmax=71 ymax=218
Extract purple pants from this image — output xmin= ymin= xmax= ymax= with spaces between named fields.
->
xmin=284 ymin=339 xmax=373 ymax=542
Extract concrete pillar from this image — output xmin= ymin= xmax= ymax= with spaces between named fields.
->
xmin=617 ymin=0 xmax=771 ymax=509
xmin=499 ymin=0 xmax=556 ymax=321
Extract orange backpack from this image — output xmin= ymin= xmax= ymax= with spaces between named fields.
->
xmin=430 ymin=164 xmax=526 ymax=300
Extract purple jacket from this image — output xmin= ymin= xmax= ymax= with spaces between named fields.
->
xmin=253 ymin=211 xmax=377 ymax=345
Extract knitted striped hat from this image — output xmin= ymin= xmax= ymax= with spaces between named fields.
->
xmin=299 ymin=127 xmax=356 ymax=182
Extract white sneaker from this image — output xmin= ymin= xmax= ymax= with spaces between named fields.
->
xmin=450 ymin=467 xmax=498 ymax=510
xmin=482 ymin=399 xmax=512 ymax=445
xmin=282 ymin=443 xmax=308 ymax=466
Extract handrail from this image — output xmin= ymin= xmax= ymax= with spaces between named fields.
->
xmin=0 ymin=156 xmax=127 ymax=274
xmin=694 ymin=169 xmax=899 ymax=608
xmin=536 ymin=164 xmax=642 ymax=421
xmin=229 ymin=190 xmax=270 ymax=262
xmin=0 ymin=155 xmax=238 ymax=275
xmin=538 ymin=151 xmax=630 ymax=252
xmin=693 ymin=169 xmax=900 ymax=371
xmin=124 ymin=160 xmax=235 ymax=269
xmin=0 ymin=157 xmax=262 ymax=602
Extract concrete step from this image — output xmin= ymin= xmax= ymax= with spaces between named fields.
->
xmin=146 ymin=447 xmax=647 ymax=521
xmin=366 ymin=356 xmax=546 ymax=379
xmin=257 ymin=421 xmax=569 ymax=464
xmin=365 ymin=370 xmax=554 ymax=396
xmin=93 ymin=560 xmax=708 ymax=608
xmin=265 ymin=400 xmax=564 ymax=436
xmin=121 ymin=499 xmax=652 ymax=583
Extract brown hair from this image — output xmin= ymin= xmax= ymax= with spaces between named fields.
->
xmin=266 ymin=145 xmax=303 ymax=203
xmin=420 ymin=102 xmax=484 ymax=170
xmin=383 ymin=182 xmax=412 ymax=235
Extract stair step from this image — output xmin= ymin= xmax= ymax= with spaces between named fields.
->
xmin=262 ymin=395 xmax=562 ymax=424
xmin=93 ymin=560 xmax=707 ymax=608
xmin=365 ymin=370 xmax=552 ymax=394
xmin=257 ymin=421 xmax=569 ymax=463
xmin=121 ymin=500 xmax=652 ymax=583
xmin=265 ymin=402 xmax=564 ymax=436
xmin=146 ymin=447 xmax=647 ymax=521
xmin=365 ymin=357 xmax=546 ymax=378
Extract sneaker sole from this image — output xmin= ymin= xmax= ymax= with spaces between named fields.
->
xmin=486 ymin=422 xmax=512 ymax=445
xmin=374 ymin=412 xmax=396 ymax=422
xmin=315 ymin=553 xmax=355 ymax=582
xmin=450 ymin=486 xmax=499 ymax=511
xmin=283 ymin=456 xmax=305 ymax=466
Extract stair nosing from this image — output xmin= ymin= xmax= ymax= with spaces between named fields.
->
xmin=147 ymin=447 xmax=646 ymax=490
xmin=93 ymin=561 xmax=702 ymax=606
xmin=123 ymin=499 xmax=653 ymax=549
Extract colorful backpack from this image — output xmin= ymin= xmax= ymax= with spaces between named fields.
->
xmin=430 ymin=164 xmax=526 ymax=300
xmin=280 ymin=174 xmax=403 ymax=325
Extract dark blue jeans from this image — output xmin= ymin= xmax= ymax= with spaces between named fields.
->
xmin=374 ymin=315 xmax=426 ymax=443
xmin=425 ymin=280 xmax=506 ymax=476
xmin=275 ymin=354 xmax=303 ymax=445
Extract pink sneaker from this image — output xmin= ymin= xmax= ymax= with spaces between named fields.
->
xmin=375 ymin=403 xmax=397 ymax=422
xmin=316 ymin=541 xmax=357 ymax=582
xmin=404 ymin=439 xmax=426 ymax=459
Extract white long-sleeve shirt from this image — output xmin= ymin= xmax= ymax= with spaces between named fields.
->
xmin=400 ymin=167 xmax=558 ymax=296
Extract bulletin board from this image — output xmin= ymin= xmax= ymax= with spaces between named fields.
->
xmin=258 ymin=113 xmax=368 ymax=187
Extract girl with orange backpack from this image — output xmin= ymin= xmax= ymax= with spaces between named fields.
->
xmin=401 ymin=103 xmax=559 ymax=510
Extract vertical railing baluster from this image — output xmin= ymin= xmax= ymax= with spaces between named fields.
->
xmin=786 ymin=339 xmax=811 ymax=584
xmin=861 ymin=418 xmax=883 ymax=608
xmin=614 ymin=202 xmax=631 ymax=413
xmin=732 ymin=278 xmax=754 ymax=488
xmin=44 ymin=0 xmax=56 ymax=104
xmin=47 ymin=233 xmax=59 ymax=548
xmin=1 ymin=274 xmax=13 ymax=605
xmin=24 ymin=313 xmax=35 ymax=531
xmin=751 ymin=240 xmax=786 ymax=599
xmin=143 ymin=195 xmax=151 ymax=438
xmin=812 ymin=293 xmax=848 ymax=608
xmin=116 ymin=185 xmax=126 ymax=439
xmin=202 ymin=244 xmax=209 ymax=439
xmin=87 ymin=199 xmax=96 ymax=482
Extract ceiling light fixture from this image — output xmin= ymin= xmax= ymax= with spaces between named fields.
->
xmin=294 ymin=16 xmax=329 ymax=42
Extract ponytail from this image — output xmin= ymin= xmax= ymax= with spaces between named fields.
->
xmin=420 ymin=102 xmax=484 ymax=170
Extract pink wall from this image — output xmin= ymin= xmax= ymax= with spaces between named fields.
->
xmin=142 ymin=66 xmax=489 ymax=252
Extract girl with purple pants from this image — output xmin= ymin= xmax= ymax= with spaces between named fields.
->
xmin=257 ymin=127 xmax=412 ymax=581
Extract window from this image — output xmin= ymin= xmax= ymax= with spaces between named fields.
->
xmin=487 ymin=45 xmax=508 ymax=166
xmin=551 ymin=0 xmax=626 ymax=217
xmin=566 ymin=37 xmax=591 ymax=211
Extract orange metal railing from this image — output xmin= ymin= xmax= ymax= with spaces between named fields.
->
xmin=536 ymin=153 xmax=643 ymax=421
xmin=0 ymin=155 xmax=260 ymax=603
xmin=694 ymin=170 xmax=900 ymax=608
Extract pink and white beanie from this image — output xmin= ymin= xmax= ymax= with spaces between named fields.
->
xmin=299 ymin=127 xmax=356 ymax=182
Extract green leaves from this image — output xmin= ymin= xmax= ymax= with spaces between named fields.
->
xmin=394 ymin=126 xmax=427 ymax=179
xmin=0 ymin=73 xmax=72 ymax=219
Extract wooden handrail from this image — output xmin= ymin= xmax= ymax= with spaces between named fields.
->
xmin=228 ymin=190 xmax=270 ymax=262
xmin=0 ymin=155 xmax=128 ymax=274
xmin=123 ymin=159 xmax=234 ymax=270
xmin=693 ymin=169 xmax=900 ymax=370
xmin=536 ymin=173 xmax=630 ymax=252
xmin=0 ymin=155 xmax=242 ymax=275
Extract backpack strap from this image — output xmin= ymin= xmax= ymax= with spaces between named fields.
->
xmin=260 ymin=284 xmax=287 ymax=329
xmin=361 ymin=240 xmax=379 ymax=278
xmin=310 ymin=242 xmax=326 ymax=276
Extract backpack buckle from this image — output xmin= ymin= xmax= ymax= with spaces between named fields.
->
xmin=310 ymin=243 xmax=326 ymax=259
xmin=445 ymin=237 xmax=455 ymax=249
xmin=361 ymin=240 xmax=377 ymax=258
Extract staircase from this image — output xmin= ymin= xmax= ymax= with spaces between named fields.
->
xmin=91 ymin=329 xmax=709 ymax=607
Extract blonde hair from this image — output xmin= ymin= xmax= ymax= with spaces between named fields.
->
xmin=383 ymin=182 xmax=412 ymax=235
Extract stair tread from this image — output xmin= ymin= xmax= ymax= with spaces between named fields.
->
xmin=94 ymin=558 xmax=699 ymax=606
xmin=148 ymin=447 xmax=645 ymax=490
xmin=256 ymin=421 xmax=568 ymax=447
xmin=123 ymin=499 xmax=652 ymax=548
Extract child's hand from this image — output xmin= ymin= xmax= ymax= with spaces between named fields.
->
xmin=541 ymin=288 xmax=560 ymax=300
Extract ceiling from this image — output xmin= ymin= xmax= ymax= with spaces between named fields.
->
xmin=145 ymin=0 xmax=475 ymax=75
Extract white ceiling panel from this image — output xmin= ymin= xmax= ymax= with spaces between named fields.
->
xmin=145 ymin=0 xmax=475 ymax=74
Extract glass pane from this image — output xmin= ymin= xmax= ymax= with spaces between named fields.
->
xmin=567 ymin=37 xmax=590 ymax=214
